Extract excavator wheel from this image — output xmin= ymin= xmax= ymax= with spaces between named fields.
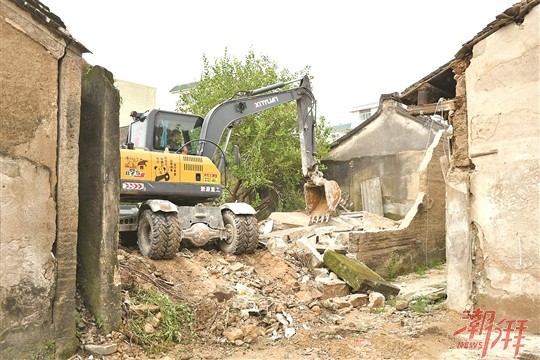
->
xmin=219 ymin=210 xmax=259 ymax=254
xmin=137 ymin=210 xmax=181 ymax=259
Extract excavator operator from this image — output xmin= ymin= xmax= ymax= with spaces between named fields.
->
xmin=169 ymin=129 xmax=188 ymax=154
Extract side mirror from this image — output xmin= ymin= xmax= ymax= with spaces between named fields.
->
xmin=234 ymin=145 xmax=241 ymax=167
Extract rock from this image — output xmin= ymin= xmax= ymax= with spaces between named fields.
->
xmin=295 ymin=238 xmax=324 ymax=268
xmin=84 ymin=344 xmax=118 ymax=356
xmin=266 ymin=237 xmax=289 ymax=256
xmin=229 ymin=262 xmax=245 ymax=272
xmin=216 ymin=258 xmax=229 ymax=266
xmin=312 ymin=268 xmax=329 ymax=278
xmin=241 ymin=324 xmax=260 ymax=339
xmin=295 ymin=290 xmax=314 ymax=303
xmin=316 ymin=277 xmax=351 ymax=299
xmin=130 ymin=303 xmax=160 ymax=314
xmin=213 ymin=285 xmax=236 ymax=302
xmin=144 ymin=323 xmax=155 ymax=334
xmin=395 ymin=299 xmax=409 ymax=311
xmin=347 ymin=293 xmax=368 ymax=308
xmin=368 ymin=292 xmax=385 ymax=308
xmin=323 ymin=250 xmax=400 ymax=298
xmin=223 ymin=327 xmax=244 ymax=342
xmin=274 ymin=302 xmax=287 ymax=313
xmin=149 ymin=316 xmax=161 ymax=327
xmin=321 ymin=297 xmax=352 ymax=311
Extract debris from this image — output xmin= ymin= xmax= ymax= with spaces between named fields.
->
xmin=260 ymin=219 xmax=274 ymax=234
xmin=223 ymin=327 xmax=244 ymax=342
xmin=322 ymin=250 xmax=400 ymax=298
xmin=266 ymin=237 xmax=289 ymax=256
xmin=213 ymin=285 xmax=236 ymax=303
xmin=234 ymin=283 xmax=257 ymax=297
xmin=269 ymin=212 xmax=311 ymax=227
xmin=367 ymin=291 xmax=385 ymax=308
xmin=315 ymin=277 xmax=352 ymax=300
xmin=276 ymin=311 xmax=296 ymax=338
xmin=83 ymin=344 xmax=118 ymax=356
xmin=284 ymin=327 xmax=296 ymax=338
xmin=295 ymin=237 xmax=324 ymax=268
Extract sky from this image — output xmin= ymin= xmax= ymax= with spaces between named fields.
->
xmin=46 ymin=0 xmax=517 ymax=126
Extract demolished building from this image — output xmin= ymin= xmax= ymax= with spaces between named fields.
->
xmin=401 ymin=0 xmax=539 ymax=333
xmin=323 ymin=93 xmax=449 ymax=276
xmin=325 ymin=0 xmax=539 ymax=333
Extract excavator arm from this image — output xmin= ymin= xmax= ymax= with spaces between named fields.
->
xmin=197 ymin=75 xmax=341 ymax=222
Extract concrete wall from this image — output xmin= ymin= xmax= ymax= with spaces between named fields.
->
xmin=325 ymin=151 xmax=424 ymax=217
xmin=325 ymin=96 xmax=446 ymax=218
xmin=466 ymin=6 xmax=539 ymax=332
xmin=0 ymin=0 xmax=86 ymax=357
xmin=78 ymin=66 xmax=122 ymax=333
xmin=348 ymin=130 xmax=448 ymax=276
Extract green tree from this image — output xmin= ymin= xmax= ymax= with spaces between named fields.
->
xmin=177 ymin=49 xmax=331 ymax=218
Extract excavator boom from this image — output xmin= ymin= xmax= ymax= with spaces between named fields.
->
xmin=197 ymin=75 xmax=342 ymax=222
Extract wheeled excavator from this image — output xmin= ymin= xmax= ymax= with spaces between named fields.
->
xmin=119 ymin=75 xmax=341 ymax=259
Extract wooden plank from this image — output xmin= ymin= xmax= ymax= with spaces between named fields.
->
xmin=406 ymin=99 xmax=457 ymax=115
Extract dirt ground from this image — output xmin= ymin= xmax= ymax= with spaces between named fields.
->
xmin=72 ymin=239 xmax=539 ymax=360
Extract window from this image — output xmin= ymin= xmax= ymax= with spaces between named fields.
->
xmin=358 ymin=110 xmax=372 ymax=123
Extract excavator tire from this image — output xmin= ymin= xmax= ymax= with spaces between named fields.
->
xmin=219 ymin=210 xmax=259 ymax=254
xmin=137 ymin=210 xmax=181 ymax=259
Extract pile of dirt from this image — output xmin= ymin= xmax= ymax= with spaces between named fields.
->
xmin=70 ymin=235 xmax=471 ymax=360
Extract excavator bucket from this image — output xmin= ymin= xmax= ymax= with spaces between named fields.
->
xmin=304 ymin=179 xmax=342 ymax=224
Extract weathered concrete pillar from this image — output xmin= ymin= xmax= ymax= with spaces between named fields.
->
xmin=445 ymin=170 xmax=472 ymax=311
xmin=52 ymin=45 xmax=85 ymax=358
xmin=78 ymin=65 xmax=121 ymax=333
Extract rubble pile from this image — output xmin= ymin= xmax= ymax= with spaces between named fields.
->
xmin=77 ymin=211 xmax=454 ymax=359
xmin=113 ymin=212 xmax=431 ymax=348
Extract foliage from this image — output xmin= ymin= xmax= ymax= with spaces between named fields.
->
xmin=385 ymin=297 xmax=397 ymax=307
xmin=385 ymin=255 xmax=399 ymax=280
xmin=415 ymin=260 xmax=445 ymax=278
xmin=411 ymin=296 xmax=429 ymax=313
xmin=176 ymin=49 xmax=332 ymax=217
xmin=125 ymin=288 xmax=194 ymax=355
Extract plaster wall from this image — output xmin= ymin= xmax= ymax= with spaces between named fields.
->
xmin=325 ymin=151 xmax=423 ymax=216
xmin=466 ymin=6 xmax=539 ymax=332
xmin=0 ymin=0 xmax=84 ymax=356
xmin=349 ymin=130 xmax=448 ymax=275
xmin=327 ymin=99 xmax=438 ymax=161
xmin=325 ymin=98 xmax=445 ymax=218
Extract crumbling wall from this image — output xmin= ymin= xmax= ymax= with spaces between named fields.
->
xmin=349 ymin=130 xmax=447 ymax=276
xmin=325 ymin=96 xmax=445 ymax=218
xmin=0 ymin=0 xmax=85 ymax=357
xmin=78 ymin=65 xmax=122 ymax=333
xmin=466 ymin=6 xmax=539 ymax=332
xmin=445 ymin=56 xmax=474 ymax=313
xmin=325 ymin=151 xmax=424 ymax=217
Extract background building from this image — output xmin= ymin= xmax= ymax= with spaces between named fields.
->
xmin=115 ymin=79 xmax=156 ymax=127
